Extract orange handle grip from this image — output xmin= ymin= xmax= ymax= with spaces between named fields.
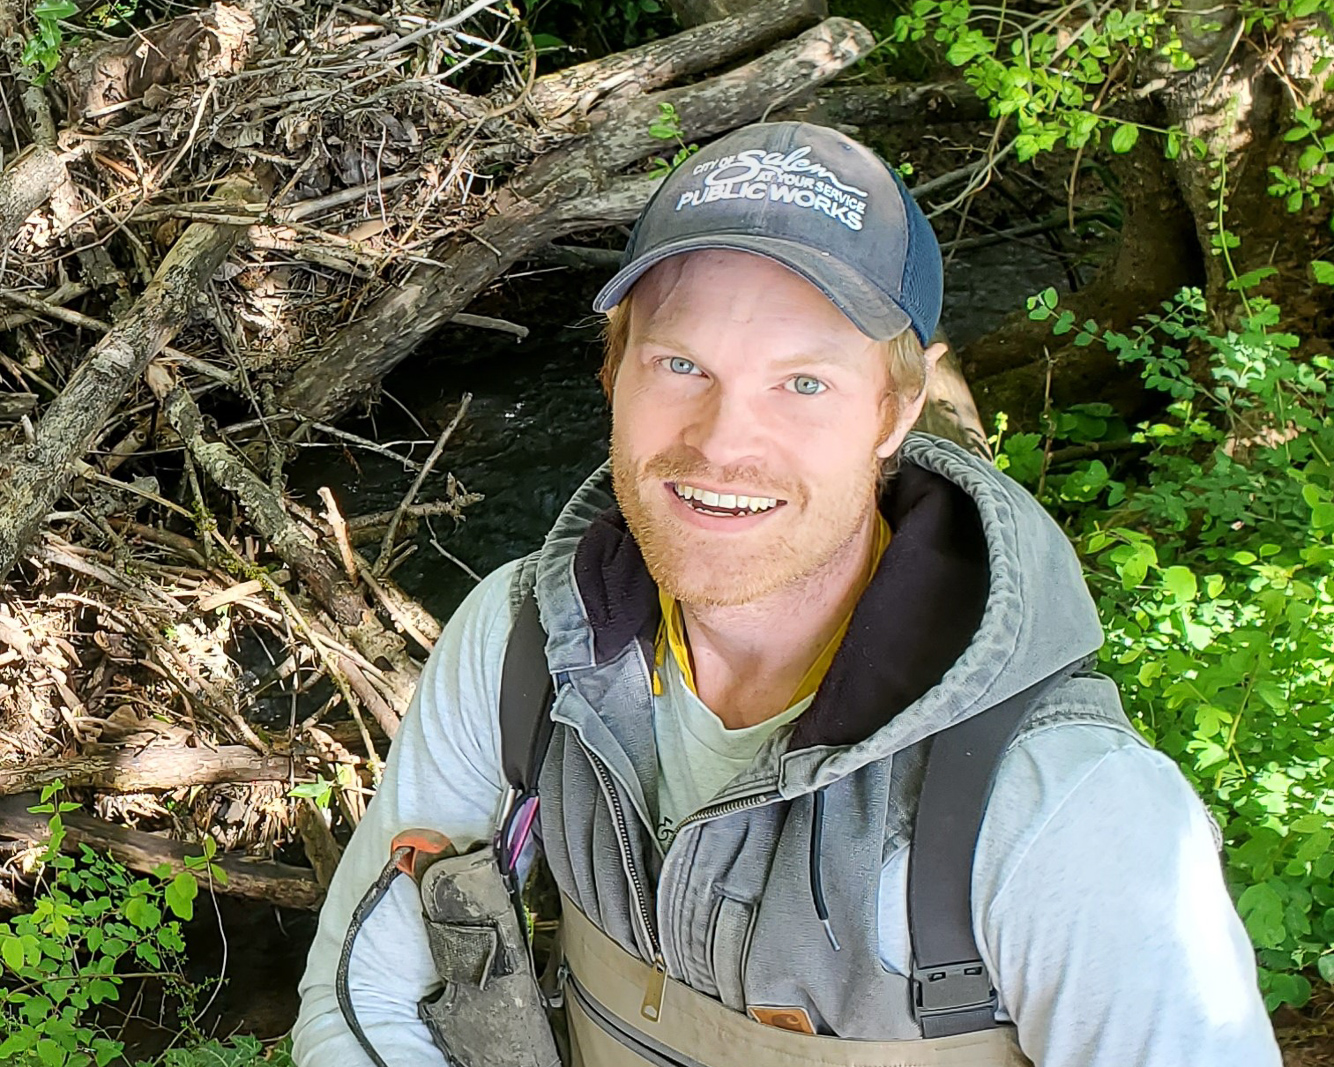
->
xmin=391 ymin=828 xmax=456 ymax=880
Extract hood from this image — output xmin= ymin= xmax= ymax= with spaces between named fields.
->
xmin=531 ymin=433 xmax=1104 ymax=797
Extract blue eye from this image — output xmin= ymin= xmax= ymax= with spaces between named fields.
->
xmin=668 ymin=356 xmax=700 ymax=375
xmin=789 ymin=375 xmax=826 ymax=395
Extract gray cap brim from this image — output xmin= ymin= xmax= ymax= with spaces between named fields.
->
xmin=591 ymin=234 xmax=913 ymax=342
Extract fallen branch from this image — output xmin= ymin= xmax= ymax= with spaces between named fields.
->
xmin=153 ymin=369 xmax=367 ymax=627
xmin=0 ymin=794 xmax=323 ymax=909
xmin=0 ymin=146 xmax=68 ymax=251
xmin=0 ymin=744 xmax=293 ymax=797
xmin=377 ymin=393 xmax=472 ymax=574
xmin=525 ymin=0 xmax=824 ymax=122
xmin=295 ymin=798 xmax=343 ymax=889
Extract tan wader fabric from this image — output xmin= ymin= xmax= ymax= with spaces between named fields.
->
xmin=560 ymin=896 xmax=1031 ymax=1067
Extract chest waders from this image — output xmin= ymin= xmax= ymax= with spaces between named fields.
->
xmin=339 ymin=594 xmax=1063 ymax=1067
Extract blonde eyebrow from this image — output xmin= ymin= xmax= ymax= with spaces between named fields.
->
xmin=635 ymin=336 xmax=858 ymax=371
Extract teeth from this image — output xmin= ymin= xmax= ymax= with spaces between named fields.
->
xmin=673 ymin=484 xmax=780 ymax=512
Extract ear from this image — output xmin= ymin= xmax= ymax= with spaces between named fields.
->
xmin=875 ymin=342 xmax=948 ymax=460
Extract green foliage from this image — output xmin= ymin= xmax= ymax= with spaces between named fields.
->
xmin=0 ymin=782 xmax=233 ymax=1067
xmin=20 ymin=0 xmax=78 ymax=82
xmin=288 ymin=765 xmax=357 ymax=810
xmin=1267 ymin=106 xmax=1334 ymax=218
xmin=1014 ymin=273 xmax=1334 ymax=1010
xmin=18 ymin=0 xmax=138 ymax=84
xmin=156 ymin=1036 xmax=294 ymax=1067
xmin=890 ymin=0 xmax=1202 ymax=161
xmin=647 ymin=102 xmax=697 ymax=178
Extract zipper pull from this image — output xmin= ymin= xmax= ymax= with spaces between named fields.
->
xmin=640 ymin=956 xmax=667 ymax=1023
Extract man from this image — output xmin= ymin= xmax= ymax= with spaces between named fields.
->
xmin=293 ymin=122 xmax=1281 ymax=1067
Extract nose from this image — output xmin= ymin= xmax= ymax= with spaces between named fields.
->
xmin=680 ymin=383 xmax=765 ymax=469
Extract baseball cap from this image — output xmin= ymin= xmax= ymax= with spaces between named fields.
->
xmin=592 ymin=122 xmax=943 ymax=345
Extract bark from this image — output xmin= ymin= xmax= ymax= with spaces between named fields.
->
xmin=916 ymin=342 xmax=991 ymax=458
xmin=0 ymin=176 xmax=259 ymax=580
xmin=60 ymin=3 xmax=255 ymax=124
xmin=279 ymin=18 xmax=875 ymax=422
xmin=0 ymin=744 xmax=293 ymax=796
xmin=527 ymin=0 xmax=826 ymax=123
xmin=0 ymin=794 xmax=323 ymax=908
xmin=0 ymin=146 xmax=67 ymax=251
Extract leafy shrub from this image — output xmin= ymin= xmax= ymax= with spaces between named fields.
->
xmin=1008 ymin=283 xmax=1334 ymax=1010
xmin=0 ymin=782 xmax=248 ymax=1067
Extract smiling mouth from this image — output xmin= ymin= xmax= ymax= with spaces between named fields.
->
xmin=670 ymin=482 xmax=786 ymax=517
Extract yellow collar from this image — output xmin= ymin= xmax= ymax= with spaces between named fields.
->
xmin=653 ymin=514 xmax=892 ymax=706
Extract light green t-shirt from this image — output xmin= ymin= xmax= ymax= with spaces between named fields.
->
xmin=653 ymin=650 xmax=810 ymax=845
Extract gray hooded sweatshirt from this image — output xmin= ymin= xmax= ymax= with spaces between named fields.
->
xmin=293 ymin=434 xmax=1281 ymax=1067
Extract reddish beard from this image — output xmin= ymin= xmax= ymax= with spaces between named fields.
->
xmin=610 ymin=435 xmax=875 ymax=608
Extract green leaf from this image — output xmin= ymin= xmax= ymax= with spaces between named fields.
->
xmin=1162 ymin=565 xmax=1197 ymax=603
xmin=36 ymin=1038 xmax=67 ymax=1067
xmin=1318 ymin=953 xmax=1334 ymax=985
xmin=164 ymin=873 xmax=197 ymax=921
xmin=33 ymin=0 xmax=77 ymax=18
xmin=1111 ymin=123 xmax=1140 ymax=154
xmin=1313 ymin=260 xmax=1334 ymax=285
xmin=2 ymin=934 xmax=25 ymax=972
xmin=122 ymin=895 xmax=160 ymax=932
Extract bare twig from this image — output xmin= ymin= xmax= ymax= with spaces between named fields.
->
xmin=318 ymin=486 xmax=358 ymax=584
xmin=375 ymin=393 xmax=472 ymax=575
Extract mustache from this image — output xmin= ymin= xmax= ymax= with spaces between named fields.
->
xmin=640 ymin=446 xmax=796 ymax=500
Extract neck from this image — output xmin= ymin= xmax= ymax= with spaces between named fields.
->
xmin=679 ymin=509 xmax=880 ymax=729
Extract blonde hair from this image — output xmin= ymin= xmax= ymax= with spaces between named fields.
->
xmin=598 ymin=301 xmax=928 ymax=408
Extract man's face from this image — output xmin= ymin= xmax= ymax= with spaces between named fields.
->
xmin=609 ymin=250 xmax=920 ymax=608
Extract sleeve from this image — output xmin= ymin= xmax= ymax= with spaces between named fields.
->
xmin=291 ymin=559 xmax=522 ymax=1067
xmin=973 ymin=722 xmax=1282 ymax=1067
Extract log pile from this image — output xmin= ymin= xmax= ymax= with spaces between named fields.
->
xmin=0 ymin=0 xmax=882 ymax=909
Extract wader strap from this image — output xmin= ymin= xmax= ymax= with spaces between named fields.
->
xmin=908 ymin=664 xmax=1080 ymax=1039
xmin=498 ymin=592 xmax=555 ymax=876
xmin=560 ymin=894 xmax=1028 ymax=1067
xmin=500 ymin=592 xmax=555 ymax=794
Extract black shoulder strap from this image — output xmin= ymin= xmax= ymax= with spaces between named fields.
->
xmin=907 ymin=664 xmax=1078 ymax=1039
xmin=499 ymin=592 xmax=556 ymax=796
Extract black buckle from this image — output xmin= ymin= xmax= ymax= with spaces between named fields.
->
xmin=911 ymin=959 xmax=997 ymax=1032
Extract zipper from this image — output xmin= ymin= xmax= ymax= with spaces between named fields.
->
xmin=670 ymin=789 xmax=781 ymax=835
xmin=581 ymin=742 xmax=668 ymax=1022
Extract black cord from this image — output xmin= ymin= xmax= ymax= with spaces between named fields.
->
xmin=809 ymin=789 xmax=841 ymax=951
xmin=336 ymin=853 xmax=407 ymax=1067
